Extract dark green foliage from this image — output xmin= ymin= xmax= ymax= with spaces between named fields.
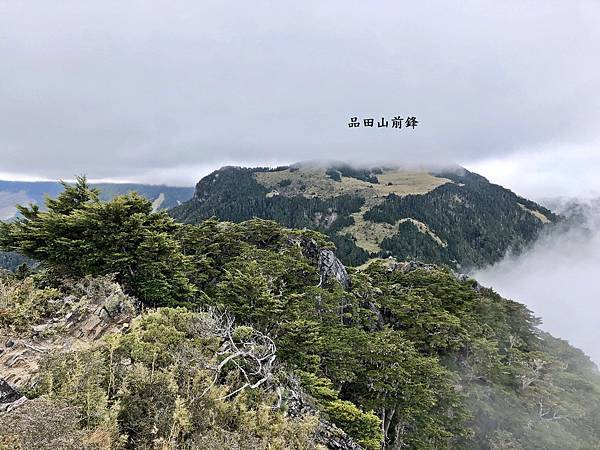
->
xmin=327 ymin=164 xmax=380 ymax=183
xmin=367 ymin=169 xmax=559 ymax=268
xmin=170 ymin=166 xmax=369 ymax=266
xmin=326 ymin=168 xmax=342 ymax=181
xmin=176 ymin=219 xmax=471 ymax=447
xmin=360 ymin=262 xmax=600 ymax=449
xmin=0 ymin=180 xmax=194 ymax=272
xmin=380 ymin=220 xmax=447 ymax=263
xmin=174 ymin=221 xmax=600 ymax=448
xmin=14 ymin=262 xmax=33 ymax=280
xmin=462 ymin=331 xmax=600 ymax=449
xmin=171 ymin=167 xmax=365 ymax=231
xmin=328 ymin=233 xmax=370 ymax=265
xmin=0 ymin=177 xmax=195 ymax=306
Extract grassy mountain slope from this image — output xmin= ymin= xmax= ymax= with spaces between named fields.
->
xmin=170 ymin=163 xmax=557 ymax=269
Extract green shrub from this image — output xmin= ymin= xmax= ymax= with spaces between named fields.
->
xmin=0 ymin=277 xmax=60 ymax=331
xmin=324 ymin=399 xmax=382 ymax=450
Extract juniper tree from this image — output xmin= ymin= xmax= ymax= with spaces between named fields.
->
xmin=0 ymin=176 xmax=195 ymax=306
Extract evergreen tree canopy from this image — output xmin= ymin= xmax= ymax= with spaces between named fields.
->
xmin=0 ymin=177 xmax=194 ymax=306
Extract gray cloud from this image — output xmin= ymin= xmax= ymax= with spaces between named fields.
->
xmin=1 ymin=0 xmax=599 ymax=188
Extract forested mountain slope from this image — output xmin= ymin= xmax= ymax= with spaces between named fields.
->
xmin=170 ymin=163 xmax=557 ymax=269
xmin=1 ymin=180 xmax=597 ymax=449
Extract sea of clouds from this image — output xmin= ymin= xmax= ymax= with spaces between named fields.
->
xmin=474 ymin=198 xmax=600 ymax=365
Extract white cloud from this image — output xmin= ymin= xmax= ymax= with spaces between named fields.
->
xmin=474 ymin=201 xmax=600 ymax=364
xmin=466 ymin=144 xmax=600 ymax=199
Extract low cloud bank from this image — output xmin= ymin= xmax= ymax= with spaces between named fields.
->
xmin=473 ymin=198 xmax=600 ymax=365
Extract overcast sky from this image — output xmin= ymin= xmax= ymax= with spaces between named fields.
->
xmin=1 ymin=0 xmax=599 ymax=198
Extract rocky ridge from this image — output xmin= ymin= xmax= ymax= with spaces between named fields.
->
xmin=0 ymin=276 xmax=136 ymax=413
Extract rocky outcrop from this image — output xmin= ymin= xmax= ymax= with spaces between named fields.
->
xmin=315 ymin=419 xmax=364 ymax=450
xmin=0 ymin=278 xmax=136 ymax=414
xmin=389 ymin=259 xmax=438 ymax=273
xmin=286 ymin=381 xmax=363 ymax=450
xmin=0 ymin=379 xmax=25 ymax=413
xmin=291 ymin=236 xmax=351 ymax=290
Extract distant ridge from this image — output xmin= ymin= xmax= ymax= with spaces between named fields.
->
xmin=170 ymin=163 xmax=558 ymax=269
xmin=0 ymin=180 xmax=194 ymax=220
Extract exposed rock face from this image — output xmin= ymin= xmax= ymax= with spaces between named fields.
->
xmin=0 ymin=379 xmax=25 ymax=413
xmin=292 ymin=236 xmax=351 ymax=290
xmin=452 ymin=272 xmax=483 ymax=292
xmin=317 ymin=246 xmax=351 ymax=291
xmin=286 ymin=381 xmax=363 ymax=450
xmin=389 ymin=259 xmax=438 ymax=273
xmin=315 ymin=419 xmax=364 ymax=450
xmin=0 ymin=279 xmax=136 ymax=414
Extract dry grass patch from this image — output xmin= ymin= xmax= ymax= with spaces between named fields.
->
xmin=341 ymin=214 xmax=446 ymax=254
xmin=518 ymin=203 xmax=550 ymax=224
xmin=255 ymin=166 xmax=450 ymax=254
xmin=254 ymin=167 xmax=449 ymax=201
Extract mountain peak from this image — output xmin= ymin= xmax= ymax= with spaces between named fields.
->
xmin=171 ymin=164 xmax=557 ymax=270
